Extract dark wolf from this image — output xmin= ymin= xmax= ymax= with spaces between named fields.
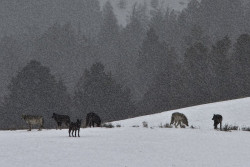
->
xmin=170 ymin=112 xmax=189 ymax=128
xmin=22 ymin=114 xmax=44 ymax=131
xmin=86 ymin=112 xmax=101 ymax=127
xmin=212 ymin=114 xmax=223 ymax=130
xmin=52 ymin=113 xmax=70 ymax=130
xmin=69 ymin=119 xmax=82 ymax=137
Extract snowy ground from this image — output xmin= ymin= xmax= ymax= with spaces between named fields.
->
xmin=113 ymin=97 xmax=250 ymax=129
xmin=0 ymin=98 xmax=250 ymax=167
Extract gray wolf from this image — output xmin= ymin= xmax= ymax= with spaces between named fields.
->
xmin=52 ymin=113 xmax=70 ymax=129
xmin=69 ymin=119 xmax=82 ymax=137
xmin=212 ymin=114 xmax=223 ymax=130
xmin=22 ymin=114 xmax=44 ymax=131
xmin=170 ymin=112 xmax=189 ymax=128
xmin=86 ymin=112 xmax=101 ymax=127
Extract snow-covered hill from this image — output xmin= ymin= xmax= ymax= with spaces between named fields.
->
xmin=1 ymin=98 xmax=250 ymax=167
xmin=113 ymin=97 xmax=250 ymax=129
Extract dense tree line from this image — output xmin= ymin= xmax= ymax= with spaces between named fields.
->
xmin=0 ymin=0 xmax=250 ymax=129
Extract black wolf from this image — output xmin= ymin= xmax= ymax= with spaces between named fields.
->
xmin=22 ymin=114 xmax=44 ymax=131
xmin=69 ymin=119 xmax=82 ymax=137
xmin=52 ymin=113 xmax=70 ymax=129
xmin=170 ymin=112 xmax=189 ymax=128
xmin=86 ymin=112 xmax=101 ymax=127
xmin=212 ymin=114 xmax=223 ymax=130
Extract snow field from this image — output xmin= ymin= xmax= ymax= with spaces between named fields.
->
xmin=0 ymin=98 xmax=250 ymax=167
xmin=0 ymin=127 xmax=250 ymax=167
xmin=113 ymin=98 xmax=250 ymax=129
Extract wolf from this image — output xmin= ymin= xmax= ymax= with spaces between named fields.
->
xmin=86 ymin=112 xmax=101 ymax=127
xmin=52 ymin=113 xmax=70 ymax=130
xmin=170 ymin=112 xmax=189 ymax=128
xmin=22 ymin=114 xmax=44 ymax=131
xmin=69 ymin=119 xmax=82 ymax=137
xmin=212 ymin=114 xmax=223 ymax=130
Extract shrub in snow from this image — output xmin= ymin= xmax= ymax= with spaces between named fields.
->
xmin=241 ymin=126 xmax=250 ymax=131
xmin=222 ymin=124 xmax=239 ymax=131
xmin=132 ymin=125 xmax=139 ymax=128
xmin=116 ymin=124 xmax=121 ymax=128
xmin=159 ymin=123 xmax=173 ymax=128
xmin=102 ymin=123 xmax=114 ymax=128
xmin=142 ymin=121 xmax=148 ymax=128
xmin=190 ymin=125 xmax=199 ymax=129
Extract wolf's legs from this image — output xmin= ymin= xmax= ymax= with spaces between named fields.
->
xmin=28 ymin=124 xmax=31 ymax=131
xmin=177 ymin=121 xmax=181 ymax=128
xmin=214 ymin=123 xmax=218 ymax=129
xmin=174 ymin=121 xmax=177 ymax=128
xmin=58 ymin=122 xmax=62 ymax=130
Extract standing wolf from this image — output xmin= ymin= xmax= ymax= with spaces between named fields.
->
xmin=52 ymin=113 xmax=70 ymax=129
xmin=212 ymin=114 xmax=223 ymax=130
xmin=22 ymin=114 xmax=44 ymax=131
xmin=170 ymin=112 xmax=189 ymax=128
xmin=86 ymin=112 xmax=101 ymax=127
xmin=69 ymin=119 xmax=82 ymax=137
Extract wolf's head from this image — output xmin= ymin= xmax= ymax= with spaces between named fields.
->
xmin=21 ymin=114 xmax=26 ymax=119
xmin=212 ymin=114 xmax=215 ymax=120
xmin=76 ymin=119 xmax=82 ymax=127
xmin=183 ymin=117 xmax=189 ymax=126
xmin=52 ymin=113 xmax=56 ymax=119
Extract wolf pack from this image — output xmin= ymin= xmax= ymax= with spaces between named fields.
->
xmin=21 ymin=112 xmax=223 ymax=137
xmin=169 ymin=112 xmax=222 ymax=130
xmin=22 ymin=112 xmax=102 ymax=137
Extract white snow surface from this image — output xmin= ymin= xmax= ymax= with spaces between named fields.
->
xmin=1 ymin=98 xmax=250 ymax=167
xmin=113 ymin=97 xmax=250 ymax=129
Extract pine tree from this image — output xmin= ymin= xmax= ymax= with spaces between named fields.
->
xmin=184 ymin=42 xmax=212 ymax=105
xmin=210 ymin=36 xmax=233 ymax=100
xmin=200 ymin=0 xmax=244 ymax=41
xmin=117 ymin=4 xmax=147 ymax=100
xmin=99 ymin=1 xmax=119 ymax=43
xmin=151 ymin=0 xmax=159 ymax=9
xmin=0 ymin=36 xmax=25 ymax=101
xmin=232 ymin=34 xmax=250 ymax=97
xmin=74 ymin=62 xmax=135 ymax=122
xmin=137 ymin=27 xmax=167 ymax=94
xmin=97 ymin=1 xmax=121 ymax=71
xmin=117 ymin=0 xmax=127 ymax=9
xmin=2 ymin=60 xmax=71 ymax=129
xmin=81 ymin=0 xmax=102 ymax=39
xmin=139 ymin=48 xmax=186 ymax=114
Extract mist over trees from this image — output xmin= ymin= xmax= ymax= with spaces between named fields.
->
xmin=0 ymin=0 xmax=250 ymax=129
